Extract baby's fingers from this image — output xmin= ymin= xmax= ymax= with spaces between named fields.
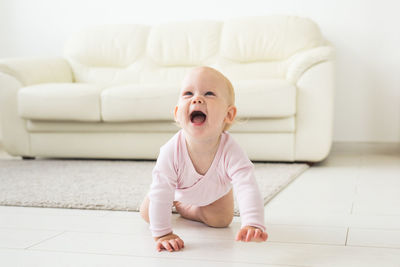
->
xmin=169 ymin=239 xmax=180 ymax=251
xmin=156 ymin=242 xmax=163 ymax=252
xmin=162 ymin=240 xmax=173 ymax=252
xmin=252 ymin=229 xmax=268 ymax=242
xmin=260 ymin=231 xmax=268 ymax=241
xmin=235 ymin=229 xmax=246 ymax=241
xmin=254 ymin=229 xmax=261 ymax=240
xmin=156 ymin=239 xmax=184 ymax=252
xmin=176 ymin=238 xmax=185 ymax=249
xmin=245 ymin=228 xmax=255 ymax=242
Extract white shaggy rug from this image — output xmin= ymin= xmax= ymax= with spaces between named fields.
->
xmin=0 ymin=159 xmax=308 ymax=215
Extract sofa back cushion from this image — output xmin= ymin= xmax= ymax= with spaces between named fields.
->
xmin=64 ymin=16 xmax=324 ymax=85
xmin=147 ymin=21 xmax=221 ymax=66
xmin=220 ymin=16 xmax=324 ymax=62
xmin=65 ymin=25 xmax=149 ymax=68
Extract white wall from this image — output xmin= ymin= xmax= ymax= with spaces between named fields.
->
xmin=0 ymin=0 xmax=399 ymax=142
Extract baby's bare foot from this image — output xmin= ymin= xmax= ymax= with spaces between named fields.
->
xmin=174 ymin=201 xmax=202 ymax=222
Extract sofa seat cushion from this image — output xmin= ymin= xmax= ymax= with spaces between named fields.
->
xmin=18 ymin=83 xmax=103 ymax=121
xmin=101 ymin=79 xmax=296 ymax=122
xmin=101 ymin=83 xmax=180 ymax=121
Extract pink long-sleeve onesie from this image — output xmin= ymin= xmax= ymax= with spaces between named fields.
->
xmin=148 ymin=130 xmax=265 ymax=237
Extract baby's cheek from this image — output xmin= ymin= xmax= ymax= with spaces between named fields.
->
xmin=175 ymin=109 xmax=185 ymax=122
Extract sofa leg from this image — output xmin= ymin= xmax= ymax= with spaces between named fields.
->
xmin=22 ymin=156 xmax=36 ymax=160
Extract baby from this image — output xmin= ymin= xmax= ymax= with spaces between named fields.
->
xmin=140 ymin=66 xmax=268 ymax=252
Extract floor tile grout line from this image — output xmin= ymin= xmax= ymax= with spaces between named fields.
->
xmin=28 ymin=241 xmax=400 ymax=259
xmin=0 ymin=226 xmax=61 ymax=232
xmin=26 ymin=248 xmax=311 ymax=267
xmin=24 ymin=231 xmax=67 ymax=250
xmin=265 ymin=213 xmax=400 ymax=229
xmin=0 ymin=247 xmax=311 ymax=267
xmin=16 ymin=225 xmax=356 ymax=248
xmin=350 ymin=156 xmax=362 ymax=216
xmin=23 ymin=229 xmax=349 ymax=246
xmin=348 ymin=226 xmax=400 ymax=231
xmin=0 ymin=227 xmax=151 ymax=237
xmin=346 ymin=244 xmax=400 ymax=250
xmin=346 ymin=154 xmax=361 ymax=236
xmin=345 ymin=227 xmax=349 ymax=246
xmin=19 ymin=229 xmax=346 ymax=245
xmin=266 ymin=223 xmax=348 ymax=229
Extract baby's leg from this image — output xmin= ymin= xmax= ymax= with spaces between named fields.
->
xmin=199 ymin=189 xmax=234 ymax=228
xmin=174 ymin=202 xmax=203 ymax=222
xmin=139 ymin=196 xmax=150 ymax=223
xmin=175 ymin=189 xmax=234 ymax=228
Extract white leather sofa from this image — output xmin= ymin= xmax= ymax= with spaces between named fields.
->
xmin=0 ymin=16 xmax=335 ymax=162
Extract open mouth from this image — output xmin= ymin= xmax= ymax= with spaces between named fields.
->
xmin=190 ymin=111 xmax=207 ymax=124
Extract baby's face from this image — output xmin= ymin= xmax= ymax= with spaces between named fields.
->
xmin=174 ymin=67 xmax=236 ymax=140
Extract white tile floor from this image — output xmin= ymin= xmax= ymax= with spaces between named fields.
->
xmin=0 ymin=142 xmax=399 ymax=266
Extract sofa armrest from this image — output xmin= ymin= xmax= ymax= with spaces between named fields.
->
xmin=0 ymin=58 xmax=72 ymax=157
xmin=286 ymin=46 xmax=335 ymax=84
xmin=0 ymin=57 xmax=73 ymax=86
xmin=294 ymin=60 xmax=335 ymax=162
xmin=0 ymin=72 xmax=31 ymax=156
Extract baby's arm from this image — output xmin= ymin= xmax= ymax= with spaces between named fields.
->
xmin=226 ymin=138 xmax=268 ymax=242
xmin=149 ymin=171 xmax=183 ymax=251
xmin=233 ymin=177 xmax=268 ymax=243
xmin=232 ymin=166 xmax=268 ymax=242
xmin=148 ymin=142 xmax=183 ymax=252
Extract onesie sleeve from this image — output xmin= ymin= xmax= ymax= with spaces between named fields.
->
xmin=148 ymin=143 xmax=178 ymax=237
xmin=226 ymin=137 xmax=266 ymax=232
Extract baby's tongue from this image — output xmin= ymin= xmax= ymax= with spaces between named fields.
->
xmin=192 ymin=114 xmax=206 ymax=123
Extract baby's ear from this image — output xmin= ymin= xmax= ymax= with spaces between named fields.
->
xmin=225 ymin=105 xmax=237 ymax=123
xmin=174 ymin=105 xmax=179 ymax=123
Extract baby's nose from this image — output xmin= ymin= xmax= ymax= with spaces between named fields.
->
xmin=192 ymin=98 xmax=203 ymax=104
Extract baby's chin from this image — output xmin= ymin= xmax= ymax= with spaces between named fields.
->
xmin=183 ymin=124 xmax=225 ymax=140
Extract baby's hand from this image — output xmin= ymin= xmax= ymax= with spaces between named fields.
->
xmin=235 ymin=226 xmax=268 ymax=242
xmin=154 ymin=232 xmax=184 ymax=252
